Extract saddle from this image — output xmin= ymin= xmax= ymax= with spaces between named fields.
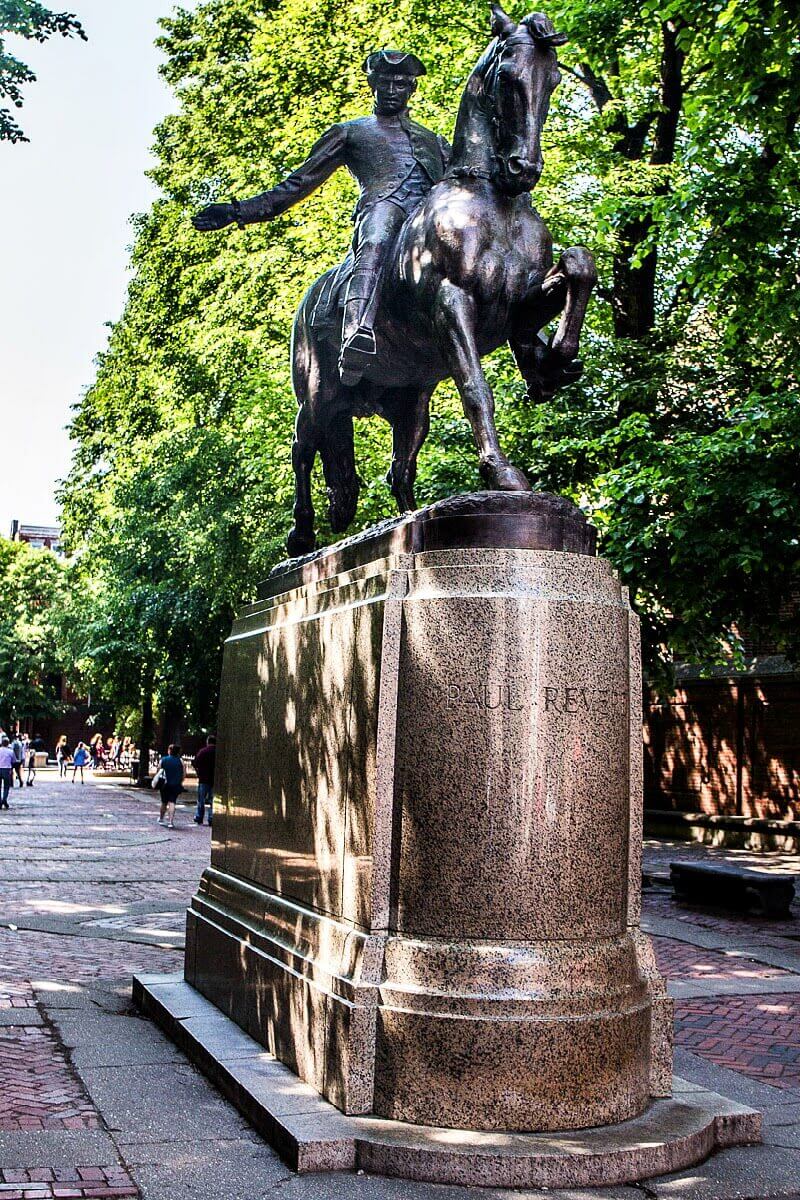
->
xmin=309 ymin=251 xmax=354 ymax=334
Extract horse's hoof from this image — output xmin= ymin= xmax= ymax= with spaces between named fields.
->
xmin=287 ymin=527 xmax=316 ymax=558
xmin=480 ymin=458 xmax=532 ymax=492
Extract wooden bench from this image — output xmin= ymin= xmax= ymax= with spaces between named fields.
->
xmin=669 ymin=861 xmax=796 ymax=918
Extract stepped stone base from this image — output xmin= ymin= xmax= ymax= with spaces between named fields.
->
xmin=134 ymin=974 xmax=762 ymax=1189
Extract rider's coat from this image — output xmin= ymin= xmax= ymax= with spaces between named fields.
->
xmin=238 ymin=114 xmax=449 ymax=222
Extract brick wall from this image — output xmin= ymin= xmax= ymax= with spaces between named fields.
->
xmin=645 ymin=675 xmax=800 ymax=819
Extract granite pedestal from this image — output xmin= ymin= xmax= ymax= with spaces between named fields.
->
xmin=143 ymin=491 xmax=760 ymax=1181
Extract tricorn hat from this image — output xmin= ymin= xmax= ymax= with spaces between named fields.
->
xmin=363 ymin=49 xmax=427 ymax=79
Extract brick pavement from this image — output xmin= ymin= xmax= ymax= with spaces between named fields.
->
xmin=640 ymin=837 xmax=800 ymax=1111
xmin=674 ymin=994 xmax=800 ymax=1090
xmin=0 ymin=1027 xmax=99 ymax=1131
xmin=0 ymin=929 xmax=182 ymax=984
xmin=0 ymin=1165 xmax=137 ymax=1199
xmin=653 ymin=935 xmax=792 ymax=981
xmin=0 ymin=775 xmax=208 ymax=1200
xmin=2 ymin=771 xmax=800 ymax=1198
xmin=645 ymin=885 xmax=800 ymax=942
xmin=0 ymin=984 xmax=37 ymax=1011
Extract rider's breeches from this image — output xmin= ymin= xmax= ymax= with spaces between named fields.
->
xmin=343 ymin=201 xmax=408 ymax=340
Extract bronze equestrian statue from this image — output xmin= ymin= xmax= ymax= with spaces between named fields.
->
xmin=194 ymin=49 xmax=449 ymax=386
xmin=194 ymin=5 xmax=596 ymax=557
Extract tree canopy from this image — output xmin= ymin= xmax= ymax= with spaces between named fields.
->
xmin=0 ymin=539 xmax=68 ymax=726
xmin=59 ymin=0 xmax=800 ymax=733
xmin=0 ymin=1 xmax=86 ymax=142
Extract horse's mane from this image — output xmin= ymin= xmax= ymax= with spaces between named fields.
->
xmin=448 ymin=16 xmax=564 ymax=181
xmin=447 ymin=41 xmax=502 ymax=179
xmin=466 ymin=14 xmax=564 ymax=106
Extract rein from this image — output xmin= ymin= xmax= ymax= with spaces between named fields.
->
xmin=444 ymin=165 xmax=496 ymax=182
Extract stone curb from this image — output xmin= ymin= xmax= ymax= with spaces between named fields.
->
xmin=133 ymin=973 xmax=762 ymax=1189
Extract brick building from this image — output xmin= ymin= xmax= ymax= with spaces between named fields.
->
xmin=645 ymin=593 xmax=800 ymax=839
xmin=9 ymin=520 xmax=63 ymax=554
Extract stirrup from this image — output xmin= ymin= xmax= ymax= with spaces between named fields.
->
xmin=342 ymin=326 xmax=377 ymax=357
xmin=338 ymin=326 xmax=377 ymax=386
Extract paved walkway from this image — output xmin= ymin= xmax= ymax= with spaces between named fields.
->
xmin=2 ymin=775 xmax=800 ymax=1198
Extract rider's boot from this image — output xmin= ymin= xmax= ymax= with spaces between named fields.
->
xmin=339 ymin=312 xmax=376 ymax=386
xmin=339 ymin=260 xmax=381 ymax=386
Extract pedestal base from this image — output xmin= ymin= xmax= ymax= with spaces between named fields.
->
xmin=193 ymin=492 xmax=673 ymax=1130
xmin=134 ymin=974 xmax=761 ymax=1189
xmin=185 ymin=868 xmax=670 ymax=1130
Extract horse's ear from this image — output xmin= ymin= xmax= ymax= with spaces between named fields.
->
xmin=490 ymin=3 xmax=517 ymax=39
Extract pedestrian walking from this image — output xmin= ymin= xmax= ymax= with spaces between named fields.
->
xmin=71 ymin=742 xmax=89 ymax=783
xmin=0 ymin=737 xmax=14 ymax=808
xmin=94 ymin=736 xmax=108 ymax=771
xmin=26 ymin=734 xmax=45 ymax=786
xmin=10 ymin=733 xmax=24 ymax=788
xmin=89 ymin=733 xmax=103 ymax=770
xmin=192 ymin=735 xmax=216 ymax=826
xmin=55 ymin=736 xmax=70 ymax=778
xmin=111 ymin=735 xmax=123 ymax=767
xmin=155 ymin=744 xmax=184 ymax=830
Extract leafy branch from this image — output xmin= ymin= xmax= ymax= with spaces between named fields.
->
xmin=0 ymin=1 xmax=86 ymax=142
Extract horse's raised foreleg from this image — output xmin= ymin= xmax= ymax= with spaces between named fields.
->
xmin=434 ymin=282 xmax=531 ymax=492
xmin=511 ymin=247 xmax=597 ymax=403
xmin=386 ymin=389 xmax=431 ymax=513
xmin=287 ymin=404 xmax=318 ymax=558
xmin=548 ymin=246 xmax=597 ymax=362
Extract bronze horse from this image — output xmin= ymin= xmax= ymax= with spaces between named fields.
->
xmin=288 ymin=5 xmax=596 ymax=556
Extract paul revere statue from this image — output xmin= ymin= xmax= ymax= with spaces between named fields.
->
xmin=193 ymin=50 xmax=449 ymax=386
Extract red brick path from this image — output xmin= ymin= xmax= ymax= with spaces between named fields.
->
xmin=675 ymin=993 xmax=800 ymax=1090
xmin=0 ymin=929 xmax=183 ymax=985
xmin=0 ymin=1164 xmax=137 ymax=1198
xmin=0 ymin=983 xmax=37 ymax=1010
xmin=0 ymin=930 xmax=179 ymax=1195
xmin=652 ymin=934 xmax=791 ymax=981
xmin=0 ymin=782 xmax=203 ymax=1198
xmin=0 ymin=1027 xmax=99 ymax=1132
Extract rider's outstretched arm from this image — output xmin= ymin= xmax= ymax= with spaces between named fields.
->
xmin=238 ymin=124 xmax=348 ymax=223
xmin=193 ymin=124 xmax=348 ymax=232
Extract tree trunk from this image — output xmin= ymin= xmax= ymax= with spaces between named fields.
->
xmin=612 ymin=19 xmax=685 ymax=413
xmin=612 ymin=220 xmax=657 ymax=340
xmin=161 ymin=700 xmax=183 ymax=749
xmin=136 ymin=689 xmax=154 ymax=786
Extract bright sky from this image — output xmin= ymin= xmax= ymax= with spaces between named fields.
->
xmin=0 ymin=0 xmax=192 ymax=535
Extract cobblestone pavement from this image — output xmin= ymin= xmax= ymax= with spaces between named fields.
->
xmin=2 ymin=776 xmax=800 ymax=1199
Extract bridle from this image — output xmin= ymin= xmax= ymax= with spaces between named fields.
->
xmin=445 ymin=29 xmax=560 ymax=189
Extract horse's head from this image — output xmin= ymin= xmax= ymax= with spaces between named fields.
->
xmin=482 ymin=5 xmax=566 ymax=195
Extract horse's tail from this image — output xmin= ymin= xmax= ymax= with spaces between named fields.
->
xmin=319 ymin=410 xmax=359 ymax=534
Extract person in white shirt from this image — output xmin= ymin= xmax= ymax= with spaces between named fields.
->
xmin=10 ymin=735 xmax=24 ymax=788
xmin=0 ymin=737 xmax=15 ymax=808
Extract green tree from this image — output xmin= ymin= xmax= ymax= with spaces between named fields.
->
xmin=0 ymin=539 xmax=68 ymax=726
xmin=60 ymin=0 xmax=800 ymax=726
xmin=1 ymin=1 xmax=86 ymax=142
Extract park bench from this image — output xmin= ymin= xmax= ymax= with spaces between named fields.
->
xmin=669 ymin=860 xmax=796 ymax=918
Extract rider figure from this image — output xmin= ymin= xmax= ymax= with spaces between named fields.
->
xmin=193 ymin=50 xmax=449 ymax=386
